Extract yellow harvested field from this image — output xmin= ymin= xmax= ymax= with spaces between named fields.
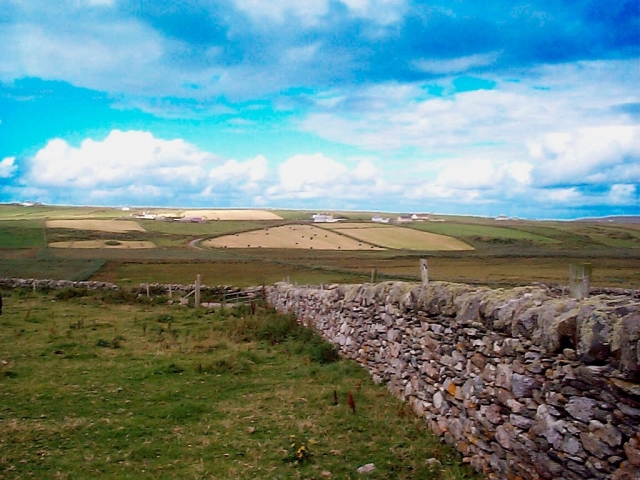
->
xmin=202 ymin=225 xmax=384 ymax=250
xmin=49 ymin=240 xmax=156 ymax=249
xmin=46 ymin=219 xmax=146 ymax=233
xmin=318 ymin=223 xmax=474 ymax=251
xmin=180 ymin=209 xmax=283 ymax=220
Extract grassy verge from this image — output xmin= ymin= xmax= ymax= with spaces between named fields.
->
xmin=0 ymin=290 xmax=480 ymax=479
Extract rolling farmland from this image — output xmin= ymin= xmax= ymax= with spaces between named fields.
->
xmin=0 ymin=204 xmax=638 ymax=288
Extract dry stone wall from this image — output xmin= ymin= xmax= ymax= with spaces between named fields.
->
xmin=0 ymin=277 xmax=248 ymax=297
xmin=266 ymin=281 xmax=640 ymax=480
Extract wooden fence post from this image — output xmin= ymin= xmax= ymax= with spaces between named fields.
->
xmin=569 ymin=263 xmax=592 ymax=299
xmin=195 ymin=274 xmax=201 ymax=308
xmin=371 ymin=268 xmax=378 ymax=283
xmin=420 ymin=259 xmax=429 ymax=287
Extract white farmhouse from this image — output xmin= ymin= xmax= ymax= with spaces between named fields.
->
xmin=312 ymin=213 xmax=340 ymax=223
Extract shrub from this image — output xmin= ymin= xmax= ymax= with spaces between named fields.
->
xmin=309 ymin=341 xmax=339 ymax=364
xmin=99 ymin=289 xmax=137 ymax=304
xmin=54 ymin=287 xmax=88 ymax=300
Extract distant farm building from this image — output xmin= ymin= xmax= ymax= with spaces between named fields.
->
xmin=312 ymin=213 xmax=340 ymax=223
xmin=411 ymin=214 xmax=430 ymax=221
xmin=132 ymin=211 xmax=156 ymax=220
xmin=372 ymin=216 xmax=390 ymax=223
xmin=178 ymin=216 xmax=204 ymax=223
xmin=395 ymin=216 xmax=413 ymax=224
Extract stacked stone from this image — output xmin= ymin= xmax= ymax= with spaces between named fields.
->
xmin=0 ymin=278 xmax=258 ymax=300
xmin=0 ymin=277 xmax=118 ymax=290
xmin=267 ymin=281 xmax=640 ymax=480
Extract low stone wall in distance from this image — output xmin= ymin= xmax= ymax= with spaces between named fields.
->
xmin=0 ymin=277 xmax=256 ymax=298
xmin=266 ymin=281 xmax=640 ymax=480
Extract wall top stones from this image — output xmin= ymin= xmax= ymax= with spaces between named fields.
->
xmin=273 ymin=281 xmax=640 ymax=382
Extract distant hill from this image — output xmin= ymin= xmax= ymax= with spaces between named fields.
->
xmin=575 ymin=216 xmax=640 ymax=224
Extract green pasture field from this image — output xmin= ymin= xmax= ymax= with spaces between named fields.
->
xmin=0 ymin=256 xmax=106 ymax=281
xmin=0 ymin=220 xmax=46 ymax=248
xmin=552 ymin=224 xmax=640 ymax=249
xmin=46 ymin=229 xmax=151 ymax=244
xmin=0 ymin=290 xmax=479 ymax=479
xmin=409 ymin=222 xmax=558 ymax=244
xmin=91 ymin=260 xmax=369 ymax=287
xmin=0 ymin=205 xmax=125 ymax=220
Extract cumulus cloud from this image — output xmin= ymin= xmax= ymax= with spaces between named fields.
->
xmin=435 ymin=159 xmax=533 ymax=190
xmin=265 ymin=153 xmax=384 ymax=201
xmin=300 ymin=60 xmax=640 ymax=205
xmin=21 ymin=130 xmax=273 ymax=206
xmin=607 ymin=184 xmax=637 ymax=205
xmin=28 ymin=130 xmax=210 ymax=189
xmin=528 ymin=125 xmax=640 ymax=186
xmin=0 ymin=157 xmax=18 ymax=178
xmin=206 ymin=155 xmax=268 ymax=196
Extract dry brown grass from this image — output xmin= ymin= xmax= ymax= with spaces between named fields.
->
xmin=45 ymin=219 xmax=145 ymax=233
xmin=202 ymin=225 xmax=383 ymax=250
xmin=49 ymin=240 xmax=156 ymax=249
xmin=180 ymin=209 xmax=283 ymax=220
xmin=319 ymin=223 xmax=474 ymax=251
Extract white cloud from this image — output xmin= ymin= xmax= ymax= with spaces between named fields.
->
xmin=0 ymin=15 xmax=232 ymax=103
xmin=0 ymin=157 xmax=18 ymax=178
xmin=81 ymin=0 xmax=115 ymax=6
xmin=265 ymin=153 xmax=383 ymax=200
xmin=274 ymin=153 xmax=348 ymax=192
xmin=529 ymin=125 xmax=640 ymax=186
xmin=414 ymin=52 xmax=501 ymax=74
xmin=208 ymin=155 xmax=268 ymax=187
xmin=340 ymin=0 xmax=406 ymax=25
xmin=301 ymin=60 xmax=640 ymax=199
xmin=233 ymin=0 xmax=405 ymax=24
xmin=434 ymin=159 xmax=532 ymax=190
xmin=607 ymin=184 xmax=637 ymax=205
xmin=234 ymin=0 xmax=329 ymax=24
xmin=20 ymin=130 xmax=277 ymax=206
xmin=540 ymin=187 xmax=582 ymax=203
xmin=28 ymin=130 xmax=210 ymax=189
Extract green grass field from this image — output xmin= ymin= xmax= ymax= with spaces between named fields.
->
xmin=409 ymin=222 xmax=558 ymax=244
xmin=0 ymin=290 xmax=479 ymax=479
xmin=92 ymin=260 xmax=369 ymax=287
xmin=0 ymin=220 xmax=46 ymax=248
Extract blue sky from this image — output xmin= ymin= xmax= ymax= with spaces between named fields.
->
xmin=0 ymin=0 xmax=638 ymax=219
